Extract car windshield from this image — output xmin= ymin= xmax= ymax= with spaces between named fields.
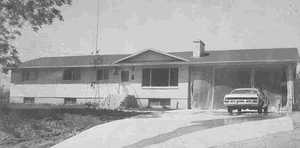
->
xmin=231 ymin=89 xmax=257 ymax=94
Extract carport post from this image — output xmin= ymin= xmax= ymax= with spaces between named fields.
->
xmin=250 ymin=68 xmax=255 ymax=88
xmin=286 ymin=64 xmax=295 ymax=112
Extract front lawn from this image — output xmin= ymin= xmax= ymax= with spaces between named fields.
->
xmin=0 ymin=106 xmax=144 ymax=148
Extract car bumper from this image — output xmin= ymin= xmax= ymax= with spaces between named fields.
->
xmin=224 ymin=101 xmax=261 ymax=110
xmin=224 ymin=100 xmax=260 ymax=108
xmin=224 ymin=102 xmax=258 ymax=105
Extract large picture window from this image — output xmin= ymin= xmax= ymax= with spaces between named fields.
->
xmin=142 ymin=68 xmax=178 ymax=87
xmin=63 ymin=69 xmax=81 ymax=80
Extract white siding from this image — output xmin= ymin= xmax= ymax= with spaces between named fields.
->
xmin=10 ymin=65 xmax=189 ymax=109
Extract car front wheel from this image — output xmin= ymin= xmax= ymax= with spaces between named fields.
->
xmin=227 ymin=107 xmax=233 ymax=113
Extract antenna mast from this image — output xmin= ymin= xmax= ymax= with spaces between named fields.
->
xmin=91 ymin=0 xmax=102 ymax=106
xmin=95 ymin=0 xmax=101 ymax=53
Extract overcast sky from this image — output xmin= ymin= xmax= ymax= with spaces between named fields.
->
xmin=13 ymin=0 xmax=300 ymax=61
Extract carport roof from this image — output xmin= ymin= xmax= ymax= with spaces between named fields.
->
xmin=185 ymin=48 xmax=299 ymax=64
xmin=18 ymin=48 xmax=299 ymax=68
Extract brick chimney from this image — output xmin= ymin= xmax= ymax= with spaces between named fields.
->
xmin=193 ymin=40 xmax=206 ymax=57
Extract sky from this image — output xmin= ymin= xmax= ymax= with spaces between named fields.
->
xmin=13 ymin=0 xmax=300 ymax=62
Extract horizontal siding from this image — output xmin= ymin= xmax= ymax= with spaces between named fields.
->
xmin=10 ymin=83 xmax=188 ymax=99
xmin=10 ymin=65 xmax=189 ymax=108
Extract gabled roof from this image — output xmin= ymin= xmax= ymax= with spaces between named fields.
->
xmin=113 ymin=48 xmax=189 ymax=64
xmin=18 ymin=48 xmax=299 ymax=69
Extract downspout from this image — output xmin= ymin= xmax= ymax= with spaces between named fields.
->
xmin=210 ymin=67 xmax=215 ymax=111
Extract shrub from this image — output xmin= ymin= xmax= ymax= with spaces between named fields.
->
xmin=120 ymin=95 xmax=138 ymax=109
xmin=85 ymin=102 xmax=99 ymax=109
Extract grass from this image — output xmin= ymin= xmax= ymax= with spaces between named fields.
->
xmin=0 ymin=106 xmax=145 ymax=148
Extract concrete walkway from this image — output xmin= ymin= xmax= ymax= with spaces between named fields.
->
xmin=52 ymin=110 xmax=293 ymax=148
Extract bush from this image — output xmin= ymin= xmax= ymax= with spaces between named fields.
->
xmin=120 ymin=95 xmax=138 ymax=109
xmin=85 ymin=102 xmax=99 ymax=109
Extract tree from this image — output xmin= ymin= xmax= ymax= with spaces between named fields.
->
xmin=0 ymin=0 xmax=72 ymax=73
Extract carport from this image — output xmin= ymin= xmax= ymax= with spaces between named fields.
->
xmin=189 ymin=48 xmax=298 ymax=112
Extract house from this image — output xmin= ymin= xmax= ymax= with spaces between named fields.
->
xmin=10 ymin=41 xmax=299 ymax=112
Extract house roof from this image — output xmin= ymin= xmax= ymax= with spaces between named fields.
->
xmin=18 ymin=48 xmax=299 ymax=68
xmin=186 ymin=48 xmax=299 ymax=64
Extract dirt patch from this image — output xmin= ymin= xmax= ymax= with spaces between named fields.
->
xmin=0 ymin=106 xmax=145 ymax=148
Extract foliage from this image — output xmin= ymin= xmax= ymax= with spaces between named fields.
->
xmin=85 ymin=102 xmax=99 ymax=109
xmin=0 ymin=0 xmax=72 ymax=73
xmin=120 ymin=95 xmax=139 ymax=109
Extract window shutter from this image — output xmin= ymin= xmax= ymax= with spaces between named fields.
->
xmin=142 ymin=69 xmax=151 ymax=86
xmin=104 ymin=69 xmax=109 ymax=80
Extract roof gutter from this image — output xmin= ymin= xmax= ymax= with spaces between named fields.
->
xmin=14 ymin=59 xmax=298 ymax=69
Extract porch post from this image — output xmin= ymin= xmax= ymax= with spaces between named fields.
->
xmin=250 ymin=68 xmax=255 ymax=88
xmin=210 ymin=67 xmax=215 ymax=111
xmin=286 ymin=64 xmax=295 ymax=112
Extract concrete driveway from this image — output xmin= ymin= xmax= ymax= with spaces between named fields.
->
xmin=52 ymin=110 xmax=293 ymax=148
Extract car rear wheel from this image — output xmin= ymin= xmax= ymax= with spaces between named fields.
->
xmin=258 ymin=107 xmax=262 ymax=113
xmin=227 ymin=107 xmax=233 ymax=113
xmin=238 ymin=108 xmax=242 ymax=113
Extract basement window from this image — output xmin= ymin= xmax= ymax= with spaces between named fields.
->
xmin=63 ymin=69 xmax=81 ymax=80
xmin=142 ymin=68 xmax=178 ymax=87
xmin=148 ymin=98 xmax=171 ymax=107
xmin=64 ymin=98 xmax=77 ymax=105
xmin=23 ymin=97 xmax=34 ymax=104
xmin=97 ymin=69 xmax=109 ymax=80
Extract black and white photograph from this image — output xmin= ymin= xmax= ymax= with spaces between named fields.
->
xmin=0 ymin=0 xmax=300 ymax=147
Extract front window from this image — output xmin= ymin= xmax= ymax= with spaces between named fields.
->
xmin=97 ymin=69 xmax=109 ymax=80
xmin=142 ymin=68 xmax=178 ymax=87
xmin=63 ymin=69 xmax=81 ymax=80
xmin=121 ymin=70 xmax=129 ymax=82
xmin=22 ymin=70 xmax=38 ymax=81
